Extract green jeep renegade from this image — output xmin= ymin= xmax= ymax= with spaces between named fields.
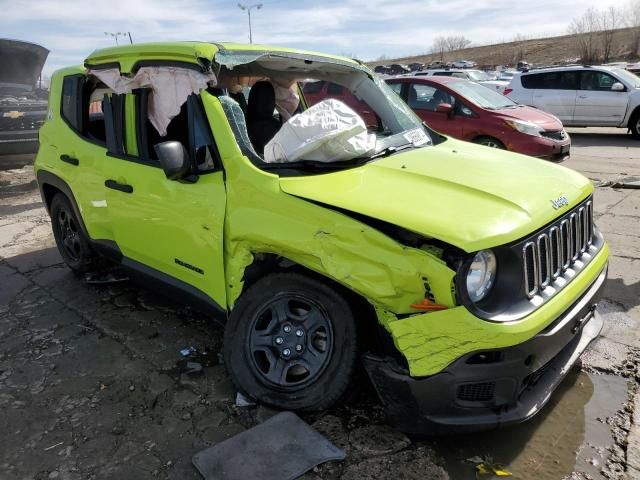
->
xmin=35 ymin=42 xmax=609 ymax=433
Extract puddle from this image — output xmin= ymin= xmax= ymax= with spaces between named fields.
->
xmin=433 ymin=371 xmax=628 ymax=479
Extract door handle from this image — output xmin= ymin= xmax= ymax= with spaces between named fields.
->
xmin=60 ymin=154 xmax=79 ymax=166
xmin=105 ymin=179 xmax=133 ymax=194
xmin=578 ymin=95 xmax=588 ymax=99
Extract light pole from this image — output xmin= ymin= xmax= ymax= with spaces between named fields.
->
xmin=104 ymin=31 xmax=133 ymax=45
xmin=237 ymin=3 xmax=262 ymax=44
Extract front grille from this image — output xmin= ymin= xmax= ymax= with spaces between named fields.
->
xmin=457 ymin=382 xmax=496 ymax=402
xmin=541 ymin=130 xmax=566 ymax=141
xmin=523 ymin=200 xmax=594 ymax=298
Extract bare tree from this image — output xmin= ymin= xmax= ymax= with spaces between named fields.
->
xmin=597 ymin=6 xmax=622 ymax=62
xmin=431 ymin=36 xmax=448 ymax=61
xmin=568 ymin=7 xmax=600 ymax=63
xmin=511 ymin=33 xmax=529 ymax=62
xmin=431 ymin=35 xmax=472 ymax=61
xmin=626 ymin=0 xmax=640 ymax=58
xmin=445 ymin=35 xmax=472 ymax=52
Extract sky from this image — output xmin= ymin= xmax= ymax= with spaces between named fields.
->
xmin=1 ymin=0 xmax=622 ymax=76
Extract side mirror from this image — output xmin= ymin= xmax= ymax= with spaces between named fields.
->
xmin=436 ymin=103 xmax=454 ymax=118
xmin=611 ymin=82 xmax=625 ymax=92
xmin=154 ymin=141 xmax=192 ymax=180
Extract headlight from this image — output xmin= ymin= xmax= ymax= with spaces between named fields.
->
xmin=466 ymin=250 xmax=497 ymax=303
xmin=504 ymin=119 xmax=543 ymax=137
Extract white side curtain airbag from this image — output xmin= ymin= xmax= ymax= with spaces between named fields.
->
xmin=88 ymin=67 xmax=217 ymax=136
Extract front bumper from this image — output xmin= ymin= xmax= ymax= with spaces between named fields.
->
xmin=0 ymin=129 xmax=40 ymax=155
xmin=364 ymin=263 xmax=607 ymax=434
xmin=507 ymin=131 xmax=571 ymax=162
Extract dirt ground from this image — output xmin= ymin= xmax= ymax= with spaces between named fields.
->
xmin=1 ymin=127 xmax=639 ymax=480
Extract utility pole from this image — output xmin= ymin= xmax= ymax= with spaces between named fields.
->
xmin=237 ymin=3 xmax=263 ymax=44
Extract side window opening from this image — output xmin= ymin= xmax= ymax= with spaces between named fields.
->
xmin=188 ymin=95 xmax=221 ymax=172
xmin=60 ymin=75 xmax=124 ymax=154
xmin=135 ymin=89 xmax=220 ymax=171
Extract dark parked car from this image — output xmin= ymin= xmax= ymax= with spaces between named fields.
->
xmin=373 ymin=65 xmax=389 ymax=74
xmin=386 ymin=75 xmax=571 ymax=161
xmin=387 ymin=64 xmax=411 ymax=75
xmin=0 ymin=39 xmax=49 ymax=156
xmin=408 ymin=62 xmax=424 ymax=72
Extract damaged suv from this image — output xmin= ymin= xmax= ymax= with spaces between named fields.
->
xmin=35 ymin=42 xmax=609 ymax=433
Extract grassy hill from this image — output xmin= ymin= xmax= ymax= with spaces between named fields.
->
xmin=368 ymin=27 xmax=640 ymax=68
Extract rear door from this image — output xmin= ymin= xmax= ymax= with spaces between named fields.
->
xmin=574 ymin=70 xmax=629 ymax=126
xmin=528 ymin=71 xmax=578 ymax=123
xmin=101 ymin=91 xmax=228 ymax=310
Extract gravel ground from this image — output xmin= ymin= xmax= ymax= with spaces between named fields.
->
xmin=1 ymin=127 xmax=639 ymax=480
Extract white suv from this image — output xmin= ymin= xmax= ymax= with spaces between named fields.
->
xmin=505 ymin=66 xmax=640 ymax=138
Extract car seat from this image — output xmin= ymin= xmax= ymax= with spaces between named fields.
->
xmin=247 ymin=81 xmax=281 ymax=155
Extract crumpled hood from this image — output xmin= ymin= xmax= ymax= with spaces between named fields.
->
xmin=0 ymin=39 xmax=49 ymax=88
xmin=279 ymin=138 xmax=592 ymax=252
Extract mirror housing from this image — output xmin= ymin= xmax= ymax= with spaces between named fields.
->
xmin=436 ymin=103 xmax=454 ymax=118
xmin=154 ymin=141 xmax=192 ymax=180
xmin=611 ymin=82 xmax=625 ymax=92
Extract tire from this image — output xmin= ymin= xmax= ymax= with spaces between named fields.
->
xmin=473 ymin=136 xmax=506 ymax=149
xmin=223 ymin=273 xmax=358 ymax=411
xmin=50 ymin=193 xmax=98 ymax=273
xmin=630 ymin=110 xmax=640 ymax=140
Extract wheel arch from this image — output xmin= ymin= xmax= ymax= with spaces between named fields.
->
xmin=628 ymin=105 xmax=640 ymax=131
xmin=36 ymin=170 xmax=91 ymax=239
xmin=236 ymin=253 xmax=378 ymax=333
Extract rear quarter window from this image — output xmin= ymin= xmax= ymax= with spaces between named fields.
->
xmin=61 ymin=76 xmax=82 ymax=130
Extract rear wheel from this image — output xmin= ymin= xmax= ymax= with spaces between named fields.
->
xmin=50 ymin=194 xmax=98 ymax=273
xmin=223 ymin=273 xmax=357 ymax=411
xmin=473 ymin=136 xmax=506 ymax=149
xmin=630 ymin=111 xmax=640 ymax=140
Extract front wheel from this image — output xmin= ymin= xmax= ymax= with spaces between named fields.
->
xmin=630 ymin=111 xmax=640 ymax=140
xmin=223 ymin=273 xmax=357 ymax=411
xmin=473 ymin=136 xmax=506 ymax=149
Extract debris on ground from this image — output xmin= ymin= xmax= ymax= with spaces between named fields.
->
xmin=610 ymin=176 xmax=640 ymax=189
xmin=235 ymin=392 xmax=257 ymax=407
xmin=467 ymin=456 xmax=512 ymax=479
xmin=180 ymin=346 xmax=197 ymax=357
xmin=85 ymin=269 xmax=129 ymax=284
xmin=192 ymin=411 xmax=345 ymax=480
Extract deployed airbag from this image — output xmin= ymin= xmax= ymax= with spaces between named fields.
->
xmin=88 ymin=67 xmax=216 ymax=136
xmin=263 ymin=99 xmax=376 ymax=163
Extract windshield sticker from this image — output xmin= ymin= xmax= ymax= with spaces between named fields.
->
xmin=403 ymin=128 xmax=430 ymax=146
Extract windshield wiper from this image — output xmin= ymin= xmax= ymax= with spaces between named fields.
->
xmin=368 ymin=143 xmax=417 ymax=160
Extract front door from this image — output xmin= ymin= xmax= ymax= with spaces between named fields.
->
xmin=405 ymin=82 xmax=463 ymax=137
xmin=574 ymin=71 xmax=629 ymax=126
xmin=101 ymin=93 xmax=228 ymax=310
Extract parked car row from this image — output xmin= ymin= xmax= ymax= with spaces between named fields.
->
xmin=373 ymin=60 xmax=480 ymax=75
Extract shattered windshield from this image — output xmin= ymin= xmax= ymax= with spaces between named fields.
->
xmin=214 ymin=52 xmax=431 ymax=167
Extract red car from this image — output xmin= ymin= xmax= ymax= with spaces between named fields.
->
xmin=385 ymin=76 xmax=571 ymax=161
xmin=301 ymin=80 xmax=378 ymax=128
